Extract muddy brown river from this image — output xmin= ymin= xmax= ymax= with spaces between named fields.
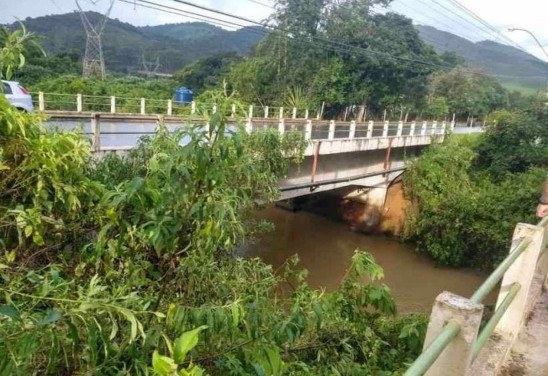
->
xmin=243 ymin=207 xmax=494 ymax=314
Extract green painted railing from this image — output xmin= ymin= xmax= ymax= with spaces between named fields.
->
xmin=471 ymin=282 xmax=521 ymax=359
xmin=404 ymin=216 xmax=547 ymax=376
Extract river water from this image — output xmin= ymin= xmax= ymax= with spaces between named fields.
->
xmin=242 ymin=207 xmax=493 ymax=314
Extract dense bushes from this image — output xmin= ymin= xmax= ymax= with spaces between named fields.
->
xmin=404 ymin=111 xmax=546 ymax=269
xmin=0 ymin=93 xmax=426 ymax=375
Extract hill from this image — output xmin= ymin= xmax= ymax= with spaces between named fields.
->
xmin=417 ymin=25 xmax=548 ymax=92
xmin=13 ymin=12 xmax=264 ymax=74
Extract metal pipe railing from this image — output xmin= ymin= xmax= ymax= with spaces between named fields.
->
xmin=471 ymin=282 xmax=521 ymax=359
xmin=403 ymin=321 xmax=461 ymax=376
xmin=470 ymin=237 xmax=531 ymax=304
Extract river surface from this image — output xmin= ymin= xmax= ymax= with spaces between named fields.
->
xmin=242 ymin=207 xmax=494 ymax=314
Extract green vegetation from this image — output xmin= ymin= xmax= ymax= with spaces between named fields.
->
xmin=0 ymin=89 xmax=427 ymax=374
xmin=0 ymin=22 xmax=44 ymax=79
xmin=12 ymin=12 xmax=263 ymax=74
xmin=404 ymin=98 xmax=547 ymax=269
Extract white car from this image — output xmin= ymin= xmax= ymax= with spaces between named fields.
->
xmin=2 ymin=80 xmax=33 ymax=112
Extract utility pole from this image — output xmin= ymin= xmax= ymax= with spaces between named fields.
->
xmin=76 ymin=0 xmax=115 ymax=79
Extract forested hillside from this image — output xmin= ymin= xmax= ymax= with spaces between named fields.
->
xmin=418 ymin=25 xmax=548 ymax=92
xmin=13 ymin=12 xmax=264 ymax=73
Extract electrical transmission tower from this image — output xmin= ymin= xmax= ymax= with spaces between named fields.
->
xmin=140 ymin=54 xmax=161 ymax=77
xmin=75 ymin=0 xmax=115 ymax=79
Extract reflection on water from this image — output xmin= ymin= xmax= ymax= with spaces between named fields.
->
xmin=242 ymin=207 xmax=493 ymax=314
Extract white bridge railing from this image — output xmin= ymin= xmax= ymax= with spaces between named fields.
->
xmin=50 ymin=112 xmax=452 ymax=152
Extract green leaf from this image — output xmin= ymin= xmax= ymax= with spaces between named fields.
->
xmin=38 ymin=310 xmax=62 ymax=326
xmin=152 ymin=351 xmax=177 ymax=376
xmin=173 ymin=325 xmax=208 ymax=364
xmin=0 ymin=304 xmax=21 ymax=322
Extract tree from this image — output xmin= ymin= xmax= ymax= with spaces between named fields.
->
xmin=427 ymin=67 xmax=507 ymax=120
xmin=0 ymin=22 xmax=44 ymax=79
xmin=227 ymin=0 xmax=441 ymax=117
xmin=173 ymin=52 xmax=242 ymax=94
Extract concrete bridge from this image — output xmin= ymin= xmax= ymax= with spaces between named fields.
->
xmin=44 ymin=109 xmax=453 ymax=214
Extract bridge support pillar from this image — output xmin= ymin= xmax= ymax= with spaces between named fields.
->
xmin=424 ymin=292 xmax=484 ymax=376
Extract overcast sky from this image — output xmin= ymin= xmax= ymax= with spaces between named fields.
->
xmin=1 ymin=0 xmax=547 ymax=61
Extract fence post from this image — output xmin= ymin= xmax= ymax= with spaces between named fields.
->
xmin=304 ymin=108 xmax=309 ymax=119
xmin=279 ymin=107 xmax=284 ymax=119
xmin=423 ymin=292 xmax=483 ymax=376
xmin=305 ymin=119 xmax=312 ymax=141
xmin=110 ymin=96 xmax=116 ymax=114
xmin=248 ymin=105 xmax=254 ymax=119
xmin=191 ymin=101 xmax=196 ymax=114
xmin=349 ymin=120 xmax=356 ymax=139
xmin=38 ymin=92 xmax=45 ymax=111
xmin=431 ymin=120 xmax=438 ymax=135
xmin=167 ymin=100 xmax=172 ymax=116
xmin=410 ymin=121 xmax=416 ymax=136
xmin=278 ymin=118 xmax=285 ymax=135
xmin=397 ymin=120 xmax=403 ymax=137
xmin=140 ymin=98 xmax=145 ymax=115
xmin=382 ymin=120 xmax=389 ymax=137
xmin=441 ymin=121 xmax=447 ymax=134
xmin=231 ymin=104 xmax=236 ymax=118
xmin=451 ymin=113 xmax=456 ymax=132
xmin=421 ymin=121 xmax=427 ymax=136
xmin=367 ymin=121 xmax=373 ymax=138
xmin=77 ymin=94 xmax=82 ymax=112
xmin=90 ymin=113 xmax=101 ymax=152
xmin=495 ymin=224 xmax=544 ymax=339
xmin=292 ymin=107 xmax=297 ymax=119
xmin=328 ymin=120 xmax=335 ymax=140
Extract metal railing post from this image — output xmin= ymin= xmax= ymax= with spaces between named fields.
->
xmin=110 ymin=96 xmax=116 ymax=114
xmin=140 ymin=98 xmax=145 ymax=115
xmin=231 ymin=104 xmax=236 ymax=117
xmin=264 ymin=105 xmax=269 ymax=118
xmin=38 ymin=91 xmax=45 ymax=111
xmin=349 ymin=120 xmax=356 ymax=139
xmin=248 ymin=105 xmax=253 ymax=119
xmin=90 ymin=113 xmax=101 ymax=152
xmin=167 ymin=100 xmax=172 ymax=116
xmin=328 ymin=120 xmax=335 ymax=140
xmin=292 ymin=107 xmax=297 ymax=119
xmin=382 ymin=120 xmax=389 ymax=137
xmin=279 ymin=107 xmax=284 ymax=119
xmin=304 ymin=108 xmax=309 ymax=119
xmin=191 ymin=101 xmax=196 ymax=114
xmin=77 ymin=94 xmax=82 ymax=112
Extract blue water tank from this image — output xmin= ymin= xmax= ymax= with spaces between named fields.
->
xmin=174 ymin=87 xmax=193 ymax=104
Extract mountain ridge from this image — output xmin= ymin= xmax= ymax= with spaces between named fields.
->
xmin=6 ymin=13 xmax=547 ymax=91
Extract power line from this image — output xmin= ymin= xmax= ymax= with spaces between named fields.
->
xmin=429 ymin=0 xmax=528 ymax=53
xmin=445 ymin=0 xmax=528 ymax=51
xmin=125 ymin=0 xmax=537 ymax=80
xmin=243 ymin=0 xmax=275 ymax=9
